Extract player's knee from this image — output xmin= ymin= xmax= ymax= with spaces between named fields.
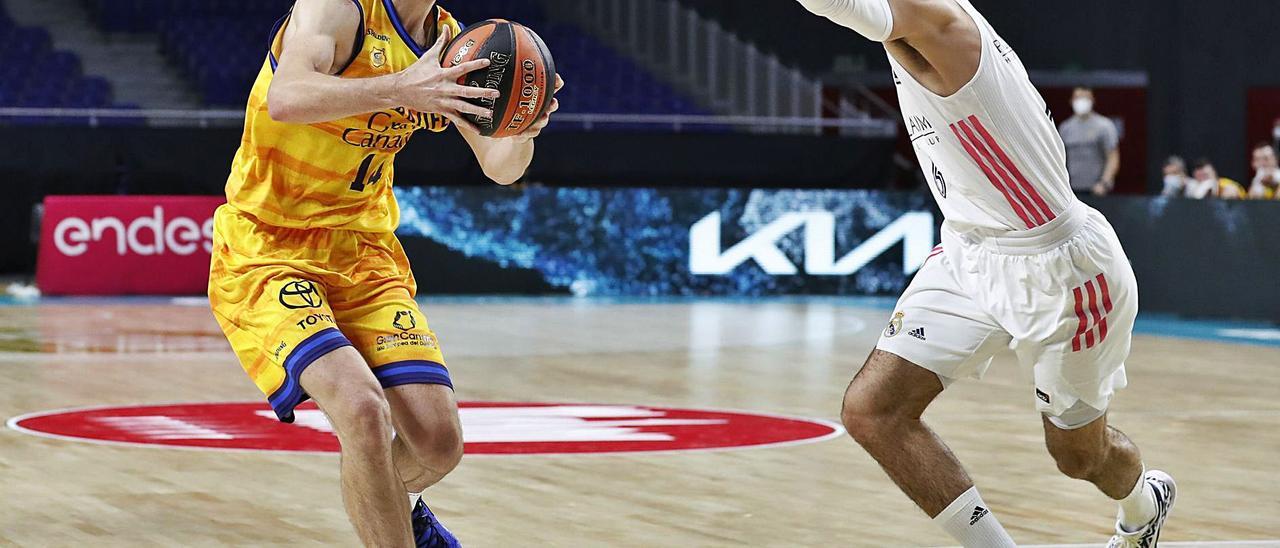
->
xmin=1049 ymin=444 xmax=1106 ymax=481
xmin=841 ymin=385 xmax=891 ymax=444
xmin=403 ymin=420 xmax=464 ymax=474
xmin=326 ymin=387 xmax=395 ymax=451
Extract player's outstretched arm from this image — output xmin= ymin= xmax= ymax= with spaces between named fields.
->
xmin=267 ymin=0 xmax=499 ymax=126
xmin=794 ymin=0 xmax=979 ymax=96
xmin=457 ymin=75 xmax=564 ymax=186
xmin=795 ymin=0 xmax=895 ymax=41
xmin=795 ymin=0 xmax=965 ymax=42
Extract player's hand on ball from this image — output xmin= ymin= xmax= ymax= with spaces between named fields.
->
xmin=512 ymin=74 xmax=563 ymax=142
xmin=394 ymin=26 xmax=500 ymax=132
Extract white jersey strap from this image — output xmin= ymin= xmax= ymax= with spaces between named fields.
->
xmin=796 ymin=0 xmax=894 ymax=42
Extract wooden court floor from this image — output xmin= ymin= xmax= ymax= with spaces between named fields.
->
xmin=1 ymin=298 xmax=1277 ymax=547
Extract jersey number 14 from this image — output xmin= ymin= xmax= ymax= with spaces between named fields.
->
xmin=350 ymin=154 xmax=385 ymax=192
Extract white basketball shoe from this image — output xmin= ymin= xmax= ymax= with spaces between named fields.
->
xmin=1108 ymin=470 xmax=1177 ymax=547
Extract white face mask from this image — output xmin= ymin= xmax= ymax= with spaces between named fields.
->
xmin=1072 ymin=98 xmax=1094 ymax=116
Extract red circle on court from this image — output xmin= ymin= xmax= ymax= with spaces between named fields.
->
xmin=7 ymin=402 xmax=843 ymax=455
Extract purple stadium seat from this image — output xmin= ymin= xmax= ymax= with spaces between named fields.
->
xmin=0 ymin=0 xmax=710 ymax=124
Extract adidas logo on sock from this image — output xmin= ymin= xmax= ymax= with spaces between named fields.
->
xmin=908 ymin=327 xmax=926 ymax=340
xmin=969 ymin=506 xmax=989 ymax=526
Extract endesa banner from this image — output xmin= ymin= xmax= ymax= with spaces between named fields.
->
xmin=36 ymin=196 xmax=225 ymax=296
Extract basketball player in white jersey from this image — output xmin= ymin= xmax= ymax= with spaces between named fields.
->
xmin=794 ymin=0 xmax=1176 ymax=546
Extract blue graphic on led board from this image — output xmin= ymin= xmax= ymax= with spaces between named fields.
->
xmin=394 ymin=186 xmax=935 ymax=296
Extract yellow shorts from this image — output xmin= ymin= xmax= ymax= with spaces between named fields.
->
xmin=208 ymin=205 xmax=450 ymax=423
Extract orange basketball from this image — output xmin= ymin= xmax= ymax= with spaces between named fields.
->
xmin=443 ymin=20 xmax=556 ymax=138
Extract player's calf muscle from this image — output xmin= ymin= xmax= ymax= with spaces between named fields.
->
xmin=1048 ymin=440 xmax=1109 ymax=482
xmin=1043 ymin=415 xmax=1144 ymax=496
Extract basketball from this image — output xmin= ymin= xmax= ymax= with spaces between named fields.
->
xmin=444 ymin=20 xmax=556 ymax=138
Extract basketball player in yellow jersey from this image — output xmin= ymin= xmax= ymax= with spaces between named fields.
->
xmin=207 ymin=0 xmax=561 ymax=546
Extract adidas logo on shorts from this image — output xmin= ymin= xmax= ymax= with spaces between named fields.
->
xmin=908 ymin=327 xmax=926 ymax=341
xmin=970 ymin=505 xmax=989 ymax=526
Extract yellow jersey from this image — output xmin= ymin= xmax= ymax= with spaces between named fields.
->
xmin=225 ymin=0 xmax=462 ymax=233
xmin=1250 ymin=178 xmax=1280 ymax=200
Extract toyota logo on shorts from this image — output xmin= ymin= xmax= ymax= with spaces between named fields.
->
xmin=279 ymin=280 xmax=323 ymax=309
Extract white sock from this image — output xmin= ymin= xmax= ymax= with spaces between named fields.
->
xmin=933 ymin=487 xmax=1017 ymax=548
xmin=1117 ymin=467 xmax=1157 ymax=532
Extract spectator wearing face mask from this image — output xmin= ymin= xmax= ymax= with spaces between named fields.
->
xmin=1059 ymin=87 xmax=1121 ymax=196
xmin=1160 ymin=155 xmax=1192 ymax=197
xmin=1248 ymin=142 xmax=1280 ymax=200
xmin=1185 ymin=158 xmax=1246 ymax=200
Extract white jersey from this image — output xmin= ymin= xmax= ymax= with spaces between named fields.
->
xmin=889 ymin=0 xmax=1076 ymax=236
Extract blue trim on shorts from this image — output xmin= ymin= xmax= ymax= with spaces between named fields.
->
xmin=372 ymin=360 xmax=453 ymax=390
xmin=267 ymin=327 xmax=353 ymax=423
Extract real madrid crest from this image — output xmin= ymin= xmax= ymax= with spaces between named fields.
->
xmin=371 ymin=48 xmax=387 ymax=68
xmin=884 ymin=312 xmax=904 ymax=338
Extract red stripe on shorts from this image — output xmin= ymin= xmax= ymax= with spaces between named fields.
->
xmin=1072 ymin=286 xmax=1088 ymax=352
xmin=1096 ymin=274 xmax=1113 ymax=342
xmin=1096 ymin=274 xmax=1114 ymax=313
xmin=1084 ymin=280 xmax=1103 ymax=349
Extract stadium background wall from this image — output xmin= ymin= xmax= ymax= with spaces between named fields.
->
xmin=392 ymin=188 xmax=1280 ymax=322
xmin=6 ymin=183 xmax=1278 ymax=323
xmin=0 ymin=126 xmax=896 ymax=274
xmin=684 ymin=0 xmax=1280 ymax=185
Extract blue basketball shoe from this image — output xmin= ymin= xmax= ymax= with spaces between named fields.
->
xmin=411 ymin=498 xmax=461 ymax=548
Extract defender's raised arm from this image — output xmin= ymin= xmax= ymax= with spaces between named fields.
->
xmin=795 ymin=0 xmax=980 ymax=96
xmin=795 ymin=0 xmax=970 ymax=42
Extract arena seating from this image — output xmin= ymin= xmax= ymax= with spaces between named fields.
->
xmin=77 ymin=0 xmax=706 ymax=115
xmin=0 ymin=5 xmax=118 ymax=111
xmin=2 ymin=0 xmax=706 ymax=121
xmin=81 ymin=0 xmax=289 ymax=33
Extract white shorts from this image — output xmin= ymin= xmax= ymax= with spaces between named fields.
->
xmin=876 ymin=201 xmax=1137 ymax=420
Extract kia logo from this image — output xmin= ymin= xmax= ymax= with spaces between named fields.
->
xmin=688 ymin=211 xmax=936 ymax=276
